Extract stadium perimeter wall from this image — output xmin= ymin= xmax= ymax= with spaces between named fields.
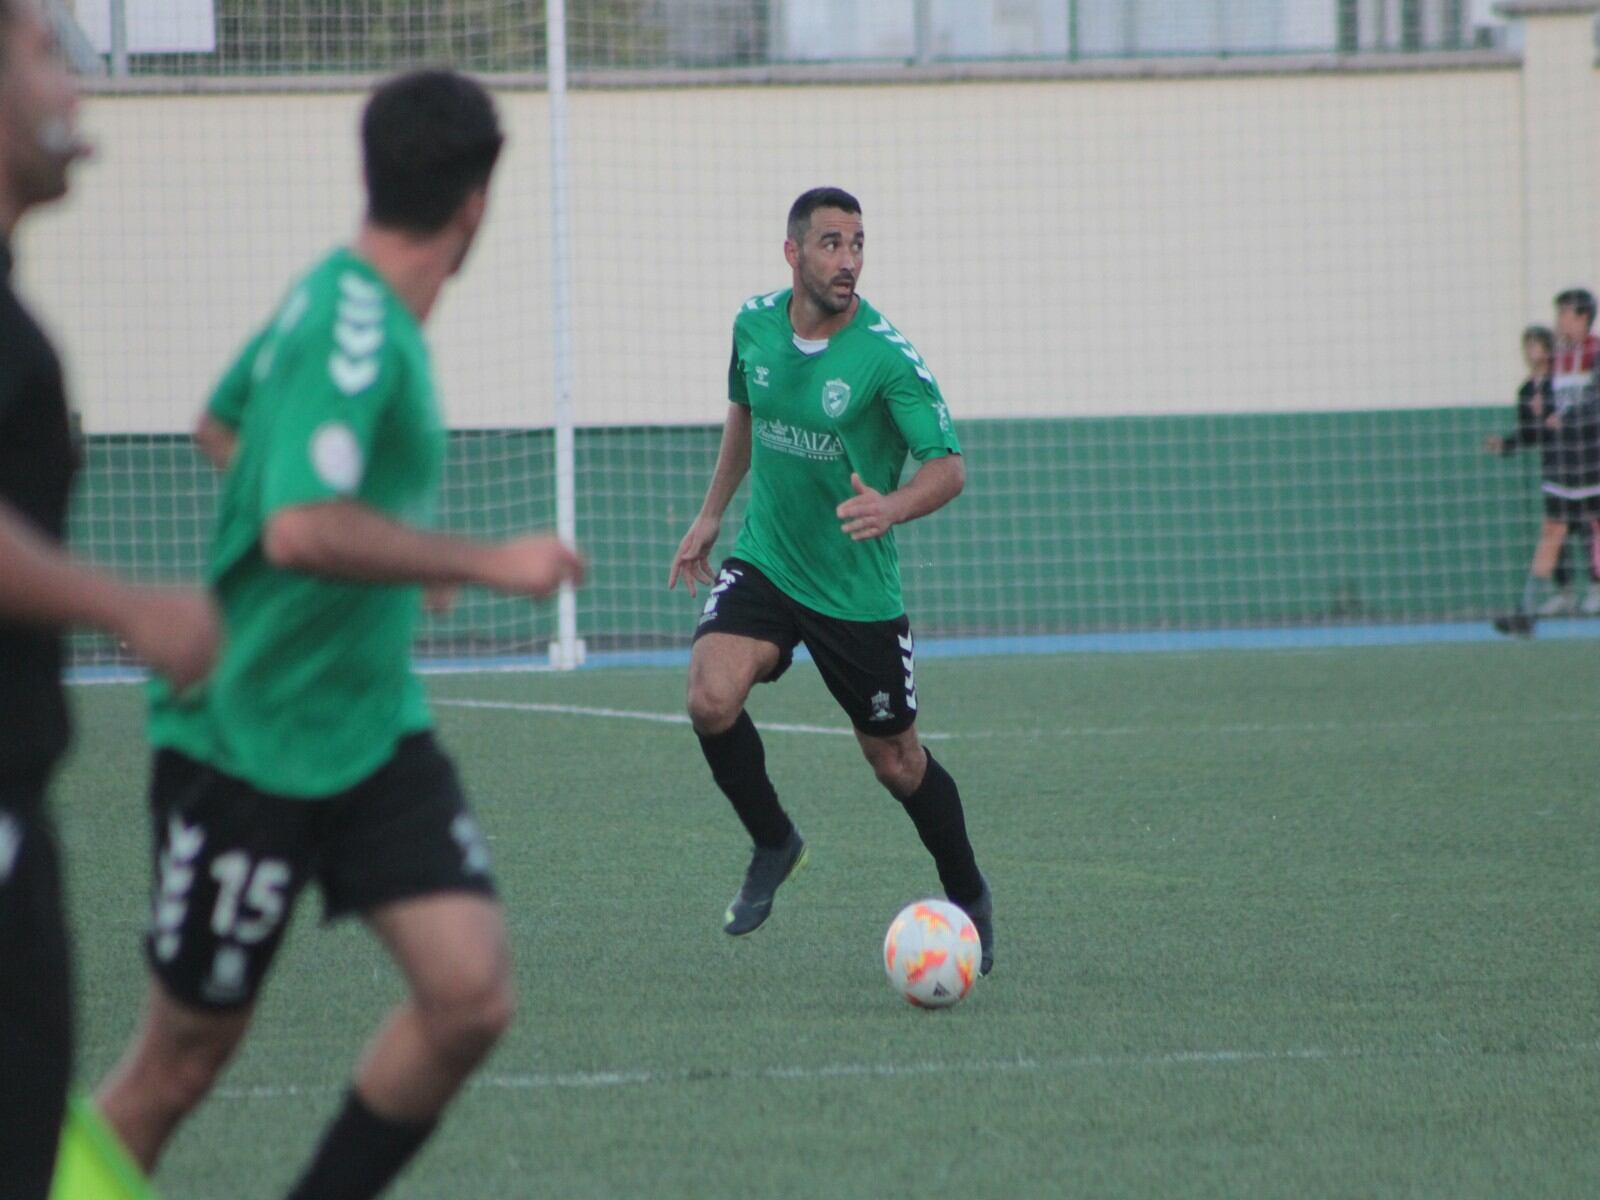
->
xmin=18 ymin=15 xmax=1598 ymax=434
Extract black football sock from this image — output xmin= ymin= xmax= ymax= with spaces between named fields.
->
xmin=697 ymin=710 xmax=794 ymax=850
xmin=898 ymin=751 xmax=984 ymax=905
xmin=284 ymin=1088 xmax=435 ymax=1200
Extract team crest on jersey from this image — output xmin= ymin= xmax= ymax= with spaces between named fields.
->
xmin=821 ymin=378 xmax=852 ymax=419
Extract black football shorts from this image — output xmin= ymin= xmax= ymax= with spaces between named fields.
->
xmin=693 ymin=557 xmax=921 ymax=736
xmin=144 ymin=732 xmax=496 ymax=1011
xmin=0 ymin=800 xmax=71 ymax=1200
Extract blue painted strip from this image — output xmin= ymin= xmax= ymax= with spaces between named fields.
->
xmin=68 ymin=665 xmax=149 ymax=684
xmin=912 ymin=620 xmax=1600 ymax=657
xmin=64 ymin=618 xmax=1600 ymax=686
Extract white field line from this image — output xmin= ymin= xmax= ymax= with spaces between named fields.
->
xmin=437 ymin=699 xmax=1600 ymax=743
xmin=212 ymin=1039 xmax=1600 ymax=1101
xmin=63 ymin=683 xmax=1600 ymax=743
xmin=955 ymin=712 xmax=1600 ymax=739
xmin=434 ymin=697 xmax=954 ymax=740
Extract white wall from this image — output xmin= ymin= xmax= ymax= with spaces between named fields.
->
xmin=15 ymin=34 xmax=1597 ymax=434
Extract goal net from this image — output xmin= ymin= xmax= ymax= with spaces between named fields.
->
xmin=31 ymin=1 xmax=1596 ymax=669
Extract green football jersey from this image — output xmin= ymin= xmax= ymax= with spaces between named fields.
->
xmin=727 ymin=290 xmax=960 ymax=621
xmin=206 ymin=324 xmax=270 ymax=430
xmin=147 ymin=248 xmax=443 ymax=798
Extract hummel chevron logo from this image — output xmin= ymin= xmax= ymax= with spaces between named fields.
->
xmin=338 ymin=296 xmax=384 ymax=325
xmin=329 ymin=354 xmax=379 ymax=395
xmin=153 ymin=817 xmax=205 ymax=964
xmin=339 ymin=273 xmax=382 ymax=303
xmin=168 ymin=816 xmax=204 ymax=861
xmin=899 ymin=633 xmax=918 ymax=711
xmin=334 ymin=321 xmax=383 ymax=359
xmin=868 ymin=319 xmax=936 ymax=384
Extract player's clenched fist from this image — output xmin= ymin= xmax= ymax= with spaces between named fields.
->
xmin=481 ymin=535 xmax=586 ymax=598
xmin=119 ymin=587 xmax=220 ymax=690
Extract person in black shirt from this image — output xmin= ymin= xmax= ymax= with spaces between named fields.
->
xmin=0 ymin=4 xmax=218 ymax=1195
xmin=1490 ymin=304 xmax=1600 ymax=636
xmin=1483 ymin=326 xmax=1593 ymax=615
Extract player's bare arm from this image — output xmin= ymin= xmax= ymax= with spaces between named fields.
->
xmin=264 ymin=500 xmax=584 ymax=598
xmin=211 ymin=385 xmax=456 ymax=611
xmin=0 ymin=502 xmax=218 ymax=688
xmin=836 ymin=455 xmax=964 ymax=542
xmin=193 ymin=412 xmax=238 ymax=470
xmin=669 ymin=402 xmax=752 ymax=595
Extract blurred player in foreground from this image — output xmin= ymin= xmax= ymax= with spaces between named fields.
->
xmin=0 ymin=3 xmax=218 ymax=1195
xmin=93 ymin=70 xmax=584 ymax=1200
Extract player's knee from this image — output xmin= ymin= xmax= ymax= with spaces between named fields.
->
xmin=419 ymin=965 xmax=515 ymax=1066
xmin=686 ymin=680 xmax=741 ymax=735
xmin=863 ymin=740 xmax=924 ymax=798
xmin=874 ymin=762 xmax=921 ymax=798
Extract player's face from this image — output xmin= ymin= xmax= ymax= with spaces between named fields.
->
xmin=790 ymin=208 xmax=863 ymax=317
xmin=0 ymin=2 xmax=83 ymax=217
xmin=1555 ymin=305 xmax=1592 ymax=346
xmin=1523 ymin=338 xmax=1550 ymax=374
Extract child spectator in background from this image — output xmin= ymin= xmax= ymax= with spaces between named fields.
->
xmin=1492 ymin=292 xmax=1600 ymax=636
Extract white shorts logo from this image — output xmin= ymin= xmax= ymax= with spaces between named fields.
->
xmin=699 ymin=567 xmax=742 ymax=625
xmin=451 ymin=814 xmax=492 ymax=876
xmin=311 ymin=422 xmax=364 ymax=494
xmin=899 ymin=633 xmax=918 ymax=713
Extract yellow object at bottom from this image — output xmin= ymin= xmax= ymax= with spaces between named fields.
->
xmin=49 ymin=1096 xmax=157 ymax=1200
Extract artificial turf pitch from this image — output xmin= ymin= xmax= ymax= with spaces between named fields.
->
xmin=56 ymin=642 xmax=1600 ymax=1198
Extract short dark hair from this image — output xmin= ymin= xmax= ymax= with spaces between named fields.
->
xmin=1523 ymin=325 xmax=1554 ymax=355
xmin=787 ymin=187 xmax=861 ymax=243
xmin=1555 ymin=288 xmax=1596 ymax=323
xmin=362 ymin=69 xmax=504 ymax=235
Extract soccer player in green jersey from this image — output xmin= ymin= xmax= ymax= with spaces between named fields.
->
xmin=93 ymin=71 xmax=584 ymax=1200
xmin=668 ymin=187 xmax=993 ymax=975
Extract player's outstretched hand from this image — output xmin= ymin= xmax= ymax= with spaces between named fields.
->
xmin=120 ymin=587 xmax=220 ymax=691
xmin=482 ymin=536 xmax=586 ymax=599
xmin=668 ymin=515 xmax=720 ymax=596
xmin=837 ymin=473 xmax=897 ymax=541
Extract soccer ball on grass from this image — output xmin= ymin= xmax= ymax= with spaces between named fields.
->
xmin=882 ymin=898 xmax=981 ymax=1008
